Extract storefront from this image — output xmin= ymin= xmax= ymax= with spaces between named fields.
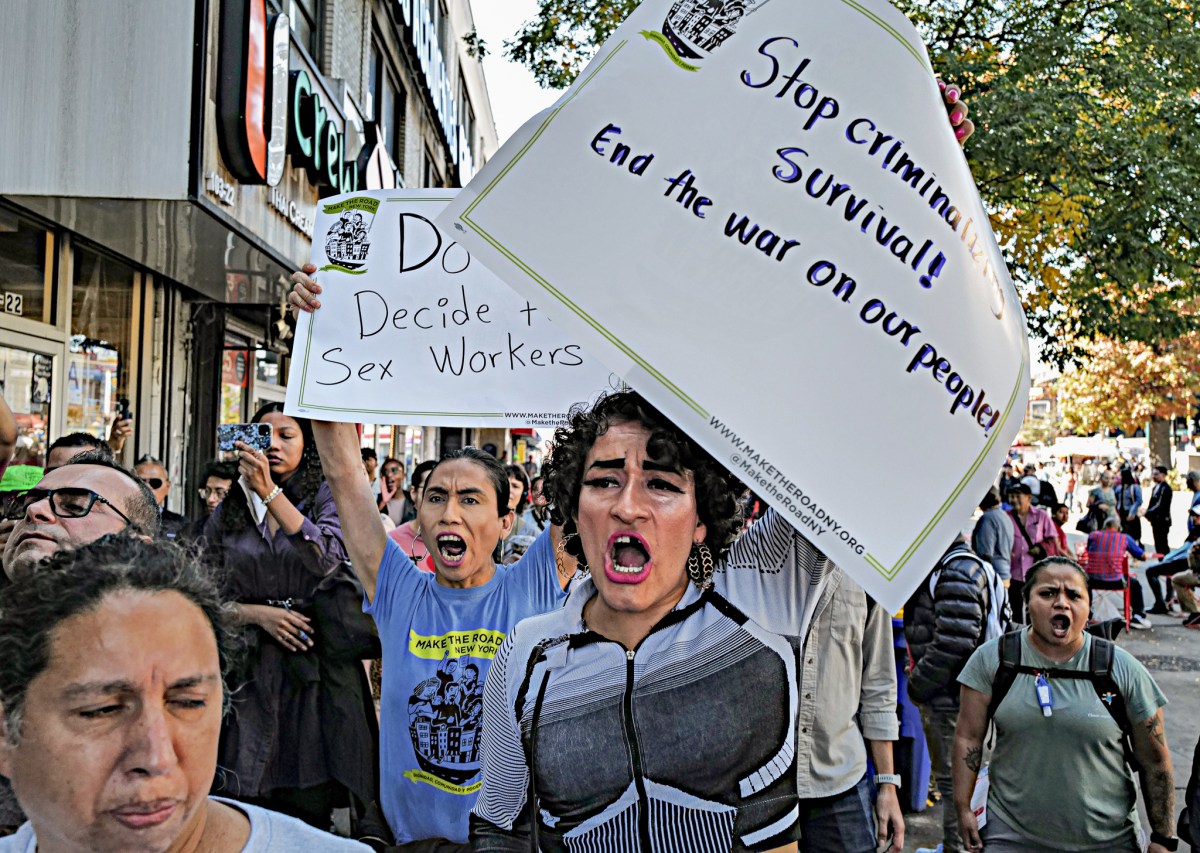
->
xmin=0 ymin=0 xmax=499 ymax=512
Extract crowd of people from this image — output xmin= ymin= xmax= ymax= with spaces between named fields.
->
xmin=0 ymin=95 xmax=1196 ymax=853
xmin=0 ymin=356 xmax=1195 ymax=853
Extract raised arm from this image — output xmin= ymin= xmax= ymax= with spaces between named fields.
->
xmin=952 ymin=685 xmax=989 ymax=853
xmin=311 ymin=420 xmax=387 ymax=601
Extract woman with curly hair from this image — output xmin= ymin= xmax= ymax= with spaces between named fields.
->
xmin=469 ymin=390 xmax=832 ymax=852
xmin=204 ymin=403 xmax=377 ymax=831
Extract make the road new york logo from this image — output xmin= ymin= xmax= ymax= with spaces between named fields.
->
xmin=644 ymin=0 xmax=761 ymax=71
xmin=321 ymin=196 xmax=380 ymax=274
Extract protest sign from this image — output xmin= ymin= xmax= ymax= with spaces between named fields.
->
xmin=285 ymin=191 xmax=616 ymax=427
xmin=439 ymin=0 xmax=1030 ymax=610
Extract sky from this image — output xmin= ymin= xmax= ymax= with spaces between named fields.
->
xmin=469 ymin=2 xmax=563 ymax=144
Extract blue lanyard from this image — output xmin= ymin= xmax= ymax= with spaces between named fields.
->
xmin=1035 ymin=672 xmax=1053 ymax=717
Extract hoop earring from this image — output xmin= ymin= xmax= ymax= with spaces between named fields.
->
xmin=687 ymin=542 xmax=715 ymax=590
xmin=409 ymin=524 xmax=424 ymax=563
xmin=556 ymin=532 xmax=586 ymax=579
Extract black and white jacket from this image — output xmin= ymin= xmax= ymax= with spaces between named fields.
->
xmin=470 ymin=510 xmax=832 ymax=852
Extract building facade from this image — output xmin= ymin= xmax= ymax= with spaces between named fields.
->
xmin=0 ymin=0 xmax=499 ymax=515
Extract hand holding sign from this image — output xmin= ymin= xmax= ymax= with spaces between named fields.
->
xmin=438 ymin=0 xmax=1028 ymax=610
xmin=284 ymin=191 xmax=615 ymax=428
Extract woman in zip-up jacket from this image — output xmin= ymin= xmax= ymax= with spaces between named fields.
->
xmin=470 ymin=391 xmax=833 ymax=853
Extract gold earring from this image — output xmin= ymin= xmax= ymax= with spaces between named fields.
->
xmin=687 ymin=542 xmax=715 ymax=590
xmin=555 ymin=532 xmax=584 ymax=579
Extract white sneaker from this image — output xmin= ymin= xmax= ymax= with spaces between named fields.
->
xmin=914 ymin=846 xmax=944 ymax=853
xmin=1130 ymin=614 xmax=1152 ymax=630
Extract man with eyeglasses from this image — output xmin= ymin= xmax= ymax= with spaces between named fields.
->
xmin=187 ymin=461 xmax=237 ymax=542
xmin=0 ymin=449 xmax=160 ymax=835
xmin=134 ymin=455 xmax=189 ymax=540
xmin=2 ymin=451 xmax=159 ymax=581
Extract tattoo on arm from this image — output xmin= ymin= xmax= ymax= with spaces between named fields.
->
xmin=1144 ymin=715 xmax=1168 ymax=748
xmin=1142 ymin=766 xmax=1175 ymax=834
xmin=965 ymin=746 xmax=982 ymax=774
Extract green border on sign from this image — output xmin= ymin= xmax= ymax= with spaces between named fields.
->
xmin=452 ymin=17 xmax=1026 ymax=581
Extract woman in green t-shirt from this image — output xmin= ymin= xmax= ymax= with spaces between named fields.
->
xmin=952 ymin=558 xmax=1177 ymax=853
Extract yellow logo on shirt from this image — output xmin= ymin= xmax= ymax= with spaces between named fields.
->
xmin=408 ymin=628 xmax=506 ymax=660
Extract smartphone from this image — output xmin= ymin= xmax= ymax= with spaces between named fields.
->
xmin=118 ymin=397 xmax=133 ymax=421
xmin=217 ymin=422 xmax=273 ymax=452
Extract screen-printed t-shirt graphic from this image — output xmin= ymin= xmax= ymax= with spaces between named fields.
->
xmin=406 ymin=640 xmax=495 ymax=786
xmin=365 ymin=533 xmax=564 ymax=844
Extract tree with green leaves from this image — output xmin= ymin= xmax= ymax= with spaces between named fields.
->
xmin=504 ymin=0 xmax=1200 ymax=368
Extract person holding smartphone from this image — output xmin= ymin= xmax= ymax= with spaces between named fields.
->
xmin=203 ymin=403 xmax=377 ymax=833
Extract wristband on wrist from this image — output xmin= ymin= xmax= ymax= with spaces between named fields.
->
xmin=872 ymin=773 xmax=901 ymax=788
xmin=1150 ymin=831 xmax=1178 ymax=851
xmin=262 ymin=485 xmax=283 ymax=505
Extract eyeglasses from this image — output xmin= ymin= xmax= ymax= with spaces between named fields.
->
xmin=140 ymin=477 xmax=164 ymax=490
xmin=4 ymin=487 xmax=138 ymax=529
xmin=199 ymin=486 xmax=230 ymax=501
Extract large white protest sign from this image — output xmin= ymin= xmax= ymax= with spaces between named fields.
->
xmin=285 ymin=191 xmax=616 ymax=427
xmin=439 ymin=0 xmax=1030 ymax=610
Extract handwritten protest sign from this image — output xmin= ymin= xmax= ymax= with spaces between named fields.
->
xmin=285 ymin=191 xmax=616 ymax=427
xmin=439 ymin=0 xmax=1030 ymax=610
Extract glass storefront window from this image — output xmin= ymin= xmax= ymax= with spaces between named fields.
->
xmin=68 ymin=248 xmax=133 ymax=439
xmin=221 ymin=339 xmax=251 ymax=424
xmin=255 ymin=349 xmax=281 ymax=384
xmin=0 ymin=344 xmax=52 ymax=462
xmin=0 ymin=210 xmax=54 ymax=325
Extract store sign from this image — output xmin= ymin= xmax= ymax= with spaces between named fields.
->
xmin=205 ymin=171 xmax=237 ymax=207
xmin=395 ymin=0 xmax=458 ymax=165
xmin=216 ymin=0 xmax=288 ymax=186
xmin=216 ymin=0 xmax=389 ymax=195
xmin=223 ymin=350 xmax=249 ymax=387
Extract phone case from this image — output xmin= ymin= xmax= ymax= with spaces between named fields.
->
xmin=217 ymin=422 xmax=273 ymax=452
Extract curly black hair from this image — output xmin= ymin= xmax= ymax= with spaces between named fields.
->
xmin=0 ymin=533 xmax=240 ymax=745
xmin=221 ymin=403 xmax=325 ymax=533
xmin=541 ymin=391 xmax=744 ymax=562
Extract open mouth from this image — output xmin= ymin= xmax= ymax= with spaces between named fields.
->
xmin=1049 ymin=613 xmax=1071 ymax=638
xmin=605 ymin=532 xmax=652 ymax=584
xmin=435 ymin=533 xmax=468 ymax=567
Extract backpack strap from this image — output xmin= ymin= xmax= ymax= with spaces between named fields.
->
xmin=986 ymin=630 xmax=1024 ymax=725
xmin=1086 ymin=639 xmax=1129 ymax=732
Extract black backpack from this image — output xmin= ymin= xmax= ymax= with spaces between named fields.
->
xmin=987 ymin=631 xmax=1136 ymax=767
xmin=1038 ymin=478 xmax=1059 ymax=508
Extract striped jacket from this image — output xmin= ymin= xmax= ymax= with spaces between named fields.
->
xmin=470 ymin=510 xmax=832 ymax=852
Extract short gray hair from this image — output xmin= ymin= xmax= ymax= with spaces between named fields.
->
xmin=1187 ymin=470 xmax=1200 ymax=488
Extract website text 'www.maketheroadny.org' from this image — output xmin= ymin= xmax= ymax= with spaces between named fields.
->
xmin=710 ymin=416 xmax=865 ymax=555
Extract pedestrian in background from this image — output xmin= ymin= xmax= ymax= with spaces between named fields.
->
xmin=1144 ymin=466 xmax=1173 ymax=555
xmin=205 ymin=403 xmax=377 ymax=831
xmin=1172 ymin=542 xmax=1200 ymax=629
xmin=1086 ymin=516 xmax=1152 ymax=630
xmin=905 ymin=536 xmax=1009 ymax=853
xmin=1114 ymin=467 xmax=1143 ymax=544
xmin=134 ymin=454 xmax=189 ymax=540
xmin=972 ymin=486 xmax=1013 ymax=582
xmin=1006 ymin=483 xmax=1058 ymax=620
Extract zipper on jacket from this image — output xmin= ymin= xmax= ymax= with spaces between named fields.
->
xmin=622 ymin=647 xmax=652 ymax=852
